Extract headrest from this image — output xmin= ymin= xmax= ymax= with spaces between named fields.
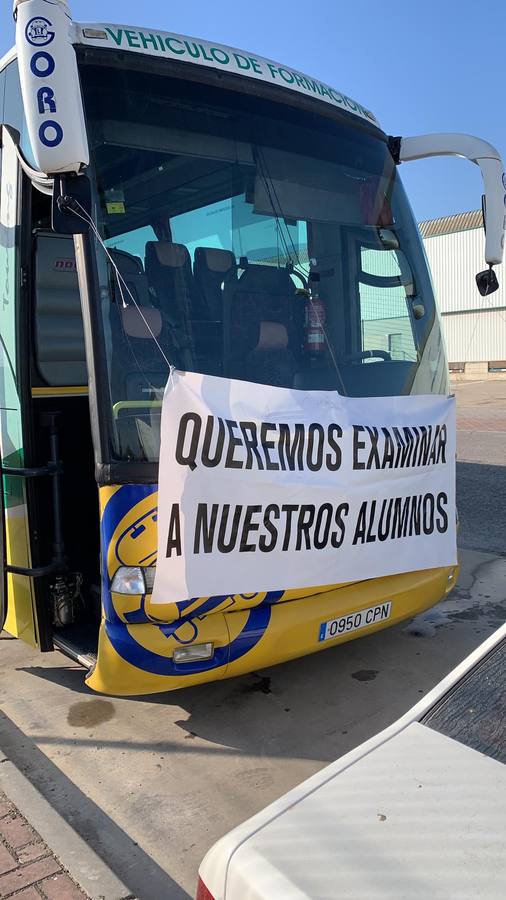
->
xmin=146 ymin=242 xmax=190 ymax=269
xmin=120 ymin=305 xmax=162 ymax=339
xmin=238 ymin=263 xmax=295 ymax=294
xmin=109 ymin=249 xmax=144 ymax=276
xmin=256 ymin=321 xmax=289 ymax=351
xmin=195 ymin=247 xmax=236 ymax=274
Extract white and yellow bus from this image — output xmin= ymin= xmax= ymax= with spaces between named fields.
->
xmin=0 ymin=0 xmax=503 ymax=695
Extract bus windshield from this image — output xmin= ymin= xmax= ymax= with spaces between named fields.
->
xmin=79 ymin=58 xmax=448 ymax=464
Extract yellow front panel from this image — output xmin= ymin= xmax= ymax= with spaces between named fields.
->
xmin=225 ymin=564 xmax=457 ymax=680
xmin=87 ymin=483 xmax=457 ymax=695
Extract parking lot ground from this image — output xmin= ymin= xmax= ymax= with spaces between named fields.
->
xmin=0 ymin=380 xmax=505 ymax=899
xmin=453 ymin=380 xmax=506 ymax=554
xmin=454 ymin=379 xmax=506 ymax=465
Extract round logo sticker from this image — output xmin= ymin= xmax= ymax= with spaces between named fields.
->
xmin=25 ymin=17 xmax=55 ymax=47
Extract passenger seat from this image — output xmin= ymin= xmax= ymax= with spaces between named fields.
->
xmin=109 ymin=248 xmax=151 ymax=308
xmin=194 ymin=247 xmax=237 ymax=322
xmin=145 ymin=242 xmax=197 ymax=370
xmin=194 ymin=247 xmax=237 ymax=374
xmin=108 ymin=249 xmax=168 ymax=460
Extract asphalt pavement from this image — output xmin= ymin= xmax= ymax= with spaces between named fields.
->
xmin=454 ymin=380 xmax=506 ymax=555
xmin=0 ymin=379 xmax=505 ymax=899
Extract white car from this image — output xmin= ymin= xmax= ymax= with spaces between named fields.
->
xmin=197 ymin=623 xmax=506 ymax=899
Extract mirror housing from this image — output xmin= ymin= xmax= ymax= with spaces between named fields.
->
xmin=476 ymin=268 xmax=499 ymax=296
xmin=52 ymin=173 xmax=91 ymax=234
xmin=391 ymin=133 xmax=505 ymax=290
xmin=14 ymin=0 xmax=89 ymax=176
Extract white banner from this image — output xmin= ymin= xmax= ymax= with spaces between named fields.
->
xmin=151 ymin=371 xmax=456 ymax=604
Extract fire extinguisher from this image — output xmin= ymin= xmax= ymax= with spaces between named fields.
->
xmin=304 ymin=272 xmax=326 ymax=355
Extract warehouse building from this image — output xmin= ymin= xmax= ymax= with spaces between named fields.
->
xmin=420 ymin=211 xmax=506 ymax=378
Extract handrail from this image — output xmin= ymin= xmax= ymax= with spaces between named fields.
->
xmin=1 ymin=463 xmax=61 ymax=478
xmin=112 ymin=400 xmax=162 ymax=420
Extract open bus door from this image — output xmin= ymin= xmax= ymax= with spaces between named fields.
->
xmin=0 ymin=124 xmax=50 ymax=648
xmin=0 ymin=127 xmax=7 ymax=636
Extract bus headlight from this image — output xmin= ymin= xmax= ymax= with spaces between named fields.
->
xmin=111 ymin=566 xmax=156 ymax=595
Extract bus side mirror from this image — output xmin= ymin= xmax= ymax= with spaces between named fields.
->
xmin=52 ymin=174 xmax=92 ymax=235
xmin=476 ymin=268 xmax=499 ymax=296
xmin=392 ymin=133 xmax=505 ymax=286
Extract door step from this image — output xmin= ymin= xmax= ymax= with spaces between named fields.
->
xmin=53 ymin=633 xmax=96 ymax=669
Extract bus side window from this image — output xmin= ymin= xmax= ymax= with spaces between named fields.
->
xmin=359 ymin=246 xmax=417 ymax=362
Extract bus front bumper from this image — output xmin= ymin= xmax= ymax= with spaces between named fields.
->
xmin=85 ymin=564 xmax=458 ymax=696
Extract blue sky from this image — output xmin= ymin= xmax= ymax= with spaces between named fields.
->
xmin=2 ymin=0 xmax=505 ymax=222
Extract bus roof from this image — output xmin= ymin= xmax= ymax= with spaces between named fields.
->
xmin=1 ymin=22 xmax=380 ymax=129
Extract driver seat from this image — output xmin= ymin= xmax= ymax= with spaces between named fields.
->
xmin=223 ymin=263 xmax=303 ymax=387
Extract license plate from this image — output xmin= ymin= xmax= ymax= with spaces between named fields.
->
xmin=318 ymin=602 xmax=392 ymax=642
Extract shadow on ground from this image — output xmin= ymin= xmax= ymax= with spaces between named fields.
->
xmin=0 ymin=712 xmax=190 ymax=900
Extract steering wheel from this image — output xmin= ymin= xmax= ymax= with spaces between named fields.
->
xmin=343 ymin=349 xmax=392 ymax=363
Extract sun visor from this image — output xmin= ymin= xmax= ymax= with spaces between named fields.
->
xmin=15 ymin=0 xmax=89 ymax=174
xmin=254 ymin=147 xmax=365 ymax=225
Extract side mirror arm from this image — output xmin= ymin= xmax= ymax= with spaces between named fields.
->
xmin=389 ymin=133 xmax=505 ymax=268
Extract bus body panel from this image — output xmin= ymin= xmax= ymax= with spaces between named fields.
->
xmin=100 ymin=484 xmax=334 ymax=627
xmin=87 ymin=560 xmax=457 ymax=696
xmin=0 ymin=129 xmax=40 ymax=647
xmin=86 ymin=482 xmax=457 ymax=695
xmin=3 ymin=503 xmax=39 ymax=647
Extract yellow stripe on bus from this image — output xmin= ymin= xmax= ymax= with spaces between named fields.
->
xmin=31 ymin=386 xmax=89 ymax=397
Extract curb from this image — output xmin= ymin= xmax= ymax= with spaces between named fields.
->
xmin=0 ymin=754 xmax=133 ymax=900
